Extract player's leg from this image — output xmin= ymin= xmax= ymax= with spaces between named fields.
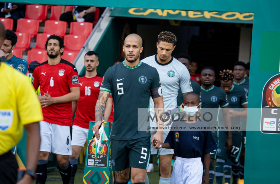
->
xmin=129 ymin=137 xmax=150 ymax=184
xmin=215 ymin=158 xmax=225 ymax=184
xmin=231 ymin=132 xmax=242 ymax=184
xmin=239 ymin=131 xmax=246 ymax=184
xmin=36 ymin=121 xmax=51 ymax=184
xmin=69 ymin=125 xmax=88 ymax=184
xmin=52 ymin=124 xmax=72 ymax=184
xmin=224 ymin=161 xmax=232 ymax=184
xmin=111 ymin=139 xmax=130 ymax=183
xmin=215 ymin=131 xmax=227 ymax=184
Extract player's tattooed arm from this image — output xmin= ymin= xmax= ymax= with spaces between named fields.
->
xmin=93 ymin=91 xmax=109 ymax=139
xmin=114 ymin=169 xmax=130 ymax=183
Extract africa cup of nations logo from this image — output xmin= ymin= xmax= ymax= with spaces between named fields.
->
xmin=261 ymin=73 xmax=280 ymax=134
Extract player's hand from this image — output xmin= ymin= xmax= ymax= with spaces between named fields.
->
xmin=151 ymin=132 xmax=163 ymax=149
xmin=17 ymin=174 xmax=33 ymax=184
xmin=225 ymin=137 xmax=232 ymax=151
xmin=92 ymin=121 xmax=101 ymax=140
xmin=202 ymin=174 xmax=209 ymax=184
xmin=2 ymin=8 xmax=11 ymax=13
xmin=229 ymin=109 xmax=238 ymax=117
xmin=41 ymin=93 xmax=54 ymax=108
xmin=77 ymin=11 xmax=85 ymax=18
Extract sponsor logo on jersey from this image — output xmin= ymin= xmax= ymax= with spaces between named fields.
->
xmin=0 ymin=110 xmax=13 ymax=131
xmin=72 ymin=75 xmax=79 ymax=84
xmin=59 ymin=69 xmax=65 ymax=76
xmin=138 ymin=75 xmax=147 ymax=84
xmin=193 ymin=136 xmax=199 ymax=140
xmin=175 ymin=132 xmax=179 ymax=142
xmin=211 ymin=96 xmax=217 ymax=102
xmin=167 ymin=70 xmax=175 ymax=77
xmin=263 ymin=118 xmax=276 ymax=131
xmin=94 ymin=81 xmax=100 ymax=87
xmin=17 ymin=64 xmax=25 ymax=72
xmin=231 ymin=96 xmax=237 ymax=102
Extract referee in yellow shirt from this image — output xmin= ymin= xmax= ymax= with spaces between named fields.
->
xmin=0 ymin=22 xmax=43 ymax=184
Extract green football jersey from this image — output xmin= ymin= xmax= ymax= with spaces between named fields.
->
xmin=218 ymin=85 xmax=248 ymax=125
xmin=200 ymin=85 xmax=229 ymax=127
xmin=100 ymin=61 xmax=162 ymax=140
xmin=234 ymin=78 xmax=249 ymax=125
xmin=177 ymin=79 xmax=200 ymax=106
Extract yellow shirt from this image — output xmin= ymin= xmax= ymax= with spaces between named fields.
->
xmin=0 ymin=63 xmax=43 ymax=155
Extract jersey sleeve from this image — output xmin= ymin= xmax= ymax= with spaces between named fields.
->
xmin=32 ymin=67 xmax=40 ymax=91
xmin=150 ymin=69 xmax=162 ymax=99
xmin=241 ymin=90 xmax=248 ymax=106
xmin=203 ymin=130 xmax=218 ymax=154
xmin=68 ymin=67 xmax=80 ymax=88
xmin=220 ymin=90 xmax=229 ymax=108
xmin=100 ymin=67 xmax=112 ymax=93
xmin=16 ymin=74 xmax=43 ymax=125
xmin=180 ymin=67 xmax=193 ymax=94
xmin=16 ymin=59 xmax=28 ymax=75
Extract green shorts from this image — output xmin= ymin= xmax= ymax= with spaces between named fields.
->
xmin=230 ymin=131 xmax=242 ymax=162
xmin=210 ymin=131 xmax=218 ymax=159
xmin=111 ymin=136 xmax=150 ymax=171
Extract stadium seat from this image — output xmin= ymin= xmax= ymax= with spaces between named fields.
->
xmin=0 ymin=18 xmax=13 ymax=30
xmin=27 ymin=49 xmax=48 ymax=64
xmin=25 ymin=4 xmax=47 ymax=22
xmin=35 ymin=33 xmax=51 ymax=49
xmin=12 ymin=49 xmax=23 ymax=59
xmin=64 ymin=35 xmax=86 ymax=51
xmin=65 ymin=6 xmax=74 ymax=12
xmin=70 ymin=22 xmax=93 ymax=38
xmin=62 ymin=50 xmax=79 ymax=63
xmin=93 ymin=8 xmax=100 ymax=25
xmin=44 ymin=20 xmax=67 ymax=37
xmin=15 ymin=32 xmax=31 ymax=50
xmin=49 ymin=5 xmax=62 ymax=20
xmin=16 ymin=19 xmax=39 ymax=37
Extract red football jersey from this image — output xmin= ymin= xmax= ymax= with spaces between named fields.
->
xmin=33 ymin=59 xmax=80 ymax=126
xmin=191 ymin=73 xmax=201 ymax=85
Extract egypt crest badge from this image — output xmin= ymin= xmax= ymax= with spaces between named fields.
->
xmin=261 ymin=73 xmax=280 ymax=134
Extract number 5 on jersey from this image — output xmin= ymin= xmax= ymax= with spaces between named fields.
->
xmin=117 ymin=83 xmax=124 ymax=95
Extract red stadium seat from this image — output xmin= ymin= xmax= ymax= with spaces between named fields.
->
xmin=15 ymin=32 xmax=31 ymax=50
xmin=49 ymin=5 xmax=62 ymax=20
xmin=25 ymin=4 xmax=47 ymax=22
xmin=35 ymin=33 xmax=51 ymax=49
xmin=62 ymin=50 xmax=79 ymax=63
xmin=44 ymin=20 xmax=67 ymax=37
xmin=65 ymin=6 xmax=74 ymax=12
xmin=27 ymin=49 xmax=48 ymax=64
xmin=12 ymin=49 xmax=23 ymax=59
xmin=0 ymin=18 xmax=13 ymax=30
xmin=93 ymin=8 xmax=99 ymax=25
xmin=70 ymin=22 xmax=93 ymax=38
xmin=64 ymin=35 xmax=86 ymax=51
xmin=16 ymin=19 xmax=39 ymax=37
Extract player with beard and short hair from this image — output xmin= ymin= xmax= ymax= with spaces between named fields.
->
xmin=32 ymin=35 xmax=80 ymax=184
xmin=219 ymin=69 xmax=248 ymax=184
xmin=1 ymin=29 xmax=28 ymax=74
xmin=142 ymin=31 xmax=193 ymax=184
xmin=200 ymin=67 xmax=232 ymax=184
xmin=175 ymin=53 xmax=201 ymax=106
xmin=94 ymin=33 xmax=164 ymax=184
xmin=233 ymin=61 xmax=249 ymax=184
xmin=69 ymin=51 xmax=113 ymax=183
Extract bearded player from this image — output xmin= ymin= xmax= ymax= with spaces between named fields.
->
xmin=142 ymin=31 xmax=193 ymax=184
xmin=33 ymin=35 xmax=80 ymax=184
xmin=94 ymin=34 xmax=164 ymax=184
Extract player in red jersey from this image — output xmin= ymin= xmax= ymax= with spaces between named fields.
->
xmin=32 ymin=35 xmax=80 ymax=184
xmin=69 ymin=51 xmax=113 ymax=183
xmin=189 ymin=60 xmax=201 ymax=85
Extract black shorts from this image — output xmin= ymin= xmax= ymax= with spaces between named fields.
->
xmin=111 ymin=136 xmax=150 ymax=171
xmin=0 ymin=151 xmax=18 ymax=184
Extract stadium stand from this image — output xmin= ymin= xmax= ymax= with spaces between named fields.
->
xmin=70 ymin=22 xmax=93 ymax=37
xmin=49 ymin=5 xmax=62 ymax=20
xmin=1 ymin=18 xmax=13 ymax=30
xmin=25 ymin=4 xmax=47 ymax=22
xmin=44 ymin=20 xmax=67 ymax=37
xmin=35 ymin=33 xmax=51 ymax=49
xmin=12 ymin=49 xmax=23 ymax=59
xmin=16 ymin=19 xmax=39 ymax=37
xmin=64 ymin=35 xmax=86 ymax=51
xmin=61 ymin=50 xmax=79 ymax=63
xmin=15 ymin=32 xmax=31 ymax=50
xmin=27 ymin=49 xmax=48 ymax=64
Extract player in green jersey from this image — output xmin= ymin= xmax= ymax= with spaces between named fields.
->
xmin=220 ymin=69 xmax=248 ymax=184
xmin=94 ymin=34 xmax=164 ymax=184
xmin=200 ymin=67 xmax=232 ymax=184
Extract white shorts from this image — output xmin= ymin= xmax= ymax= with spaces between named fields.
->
xmin=171 ymin=157 xmax=203 ymax=184
xmin=39 ymin=121 xmax=72 ymax=156
xmin=71 ymin=125 xmax=89 ymax=147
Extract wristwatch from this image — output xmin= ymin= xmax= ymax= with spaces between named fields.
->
xmin=83 ymin=10 xmax=87 ymax=14
xmin=26 ymin=169 xmax=36 ymax=179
